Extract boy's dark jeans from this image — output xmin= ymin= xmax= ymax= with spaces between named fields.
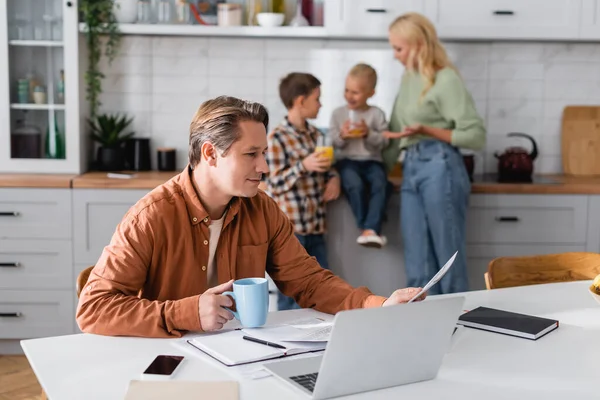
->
xmin=277 ymin=233 xmax=329 ymax=311
xmin=336 ymin=159 xmax=388 ymax=234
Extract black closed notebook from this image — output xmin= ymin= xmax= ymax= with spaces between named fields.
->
xmin=457 ymin=307 xmax=559 ymax=340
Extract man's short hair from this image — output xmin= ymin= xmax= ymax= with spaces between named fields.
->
xmin=279 ymin=72 xmax=321 ymax=109
xmin=348 ymin=63 xmax=378 ymax=90
xmin=188 ymin=96 xmax=269 ymax=167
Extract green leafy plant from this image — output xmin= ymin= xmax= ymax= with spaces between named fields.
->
xmin=79 ymin=0 xmax=121 ymax=119
xmin=89 ymin=113 xmax=135 ymax=148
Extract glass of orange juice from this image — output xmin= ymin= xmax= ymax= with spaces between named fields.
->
xmin=315 ymin=135 xmax=334 ymax=164
xmin=348 ymin=110 xmax=363 ymax=137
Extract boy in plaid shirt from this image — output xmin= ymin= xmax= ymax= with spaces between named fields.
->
xmin=263 ymin=73 xmax=341 ymax=310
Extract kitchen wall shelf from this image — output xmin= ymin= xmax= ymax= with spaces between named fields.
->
xmin=10 ymin=103 xmax=66 ymax=111
xmin=9 ymin=40 xmax=64 ymax=47
xmin=79 ymin=23 xmax=328 ymax=39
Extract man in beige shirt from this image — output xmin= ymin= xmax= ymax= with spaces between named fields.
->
xmin=76 ymin=96 xmax=424 ymax=338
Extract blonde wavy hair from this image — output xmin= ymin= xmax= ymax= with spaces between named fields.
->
xmin=389 ymin=13 xmax=454 ymax=100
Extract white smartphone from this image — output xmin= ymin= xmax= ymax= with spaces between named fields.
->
xmin=141 ymin=355 xmax=184 ymax=380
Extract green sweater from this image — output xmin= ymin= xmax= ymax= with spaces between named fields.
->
xmin=382 ymin=67 xmax=486 ymax=171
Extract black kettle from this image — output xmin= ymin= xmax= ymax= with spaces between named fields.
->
xmin=494 ymin=133 xmax=538 ymax=183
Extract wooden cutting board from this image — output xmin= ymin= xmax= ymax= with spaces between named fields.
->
xmin=562 ymin=106 xmax=600 ymax=176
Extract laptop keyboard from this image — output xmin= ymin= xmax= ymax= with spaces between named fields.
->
xmin=290 ymin=372 xmax=319 ymax=392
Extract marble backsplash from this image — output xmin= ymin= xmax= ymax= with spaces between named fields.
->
xmin=97 ymin=36 xmax=600 ymax=173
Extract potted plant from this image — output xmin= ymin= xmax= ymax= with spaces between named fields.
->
xmin=89 ymin=113 xmax=135 ymax=171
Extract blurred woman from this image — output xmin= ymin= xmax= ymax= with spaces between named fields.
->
xmin=382 ymin=13 xmax=486 ymax=294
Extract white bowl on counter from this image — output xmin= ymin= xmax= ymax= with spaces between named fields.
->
xmin=256 ymin=13 xmax=285 ymax=27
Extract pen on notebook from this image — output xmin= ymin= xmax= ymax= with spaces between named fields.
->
xmin=242 ymin=335 xmax=286 ymax=349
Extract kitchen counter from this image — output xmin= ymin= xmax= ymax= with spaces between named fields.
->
xmin=5 ymin=171 xmax=600 ymax=194
xmin=71 ymin=171 xmax=179 ymax=189
xmin=0 ymin=173 xmax=76 ymax=188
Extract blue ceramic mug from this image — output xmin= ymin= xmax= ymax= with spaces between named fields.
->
xmin=223 ymin=277 xmax=269 ymax=328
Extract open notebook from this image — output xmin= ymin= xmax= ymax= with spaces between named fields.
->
xmin=187 ymin=325 xmax=328 ymax=367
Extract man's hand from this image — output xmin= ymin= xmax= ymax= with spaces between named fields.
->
xmin=382 ymin=287 xmax=426 ymax=306
xmin=199 ymin=280 xmax=235 ymax=332
xmin=302 ymin=152 xmax=331 ymax=172
xmin=323 ymin=176 xmax=341 ymax=202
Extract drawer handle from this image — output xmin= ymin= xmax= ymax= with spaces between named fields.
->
xmin=366 ymin=8 xmax=387 ymax=13
xmin=0 ymin=312 xmax=22 ymax=317
xmin=0 ymin=212 xmax=20 ymax=217
xmin=495 ymin=216 xmax=520 ymax=222
xmin=493 ymin=10 xmax=515 ymax=15
xmin=0 ymin=262 xmax=21 ymax=267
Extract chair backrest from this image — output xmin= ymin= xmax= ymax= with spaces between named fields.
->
xmin=76 ymin=266 xmax=94 ymax=298
xmin=485 ymin=252 xmax=600 ymax=290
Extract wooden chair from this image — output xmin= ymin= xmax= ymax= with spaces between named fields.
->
xmin=485 ymin=252 xmax=600 ymax=290
xmin=76 ymin=266 xmax=94 ymax=298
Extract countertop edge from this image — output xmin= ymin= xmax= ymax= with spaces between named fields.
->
xmin=5 ymin=172 xmax=600 ymax=195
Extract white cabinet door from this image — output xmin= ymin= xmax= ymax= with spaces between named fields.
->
xmin=466 ymin=194 xmax=588 ymax=245
xmin=72 ymin=189 xmax=148 ymax=265
xmin=580 ymin=0 xmax=600 ymax=38
xmin=326 ymin=0 xmax=425 ymax=38
xmin=424 ymin=0 xmax=582 ymax=40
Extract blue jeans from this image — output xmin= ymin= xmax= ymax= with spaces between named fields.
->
xmin=277 ymin=233 xmax=329 ymax=310
xmin=336 ymin=159 xmax=388 ymax=234
xmin=401 ymin=140 xmax=470 ymax=294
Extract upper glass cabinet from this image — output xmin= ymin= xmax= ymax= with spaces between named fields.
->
xmin=0 ymin=0 xmax=85 ymax=173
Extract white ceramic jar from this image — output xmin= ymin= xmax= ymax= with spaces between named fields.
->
xmin=114 ymin=0 xmax=138 ymax=23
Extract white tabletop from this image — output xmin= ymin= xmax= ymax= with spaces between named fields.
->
xmin=22 ymin=281 xmax=600 ymax=400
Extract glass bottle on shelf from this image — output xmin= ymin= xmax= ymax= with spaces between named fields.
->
xmin=44 ymin=113 xmax=65 ymax=159
xmin=157 ymin=0 xmax=172 ymax=23
xmin=290 ymin=0 xmax=309 ymax=26
xmin=56 ymin=70 xmax=65 ymax=104
xmin=175 ymin=0 xmax=191 ymax=24
xmin=137 ymin=0 xmax=152 ymax=23
xmin=267 ymin=0 xmax=285 ymax=14
xmin=246 ymin=0 xmax=262 ymax=25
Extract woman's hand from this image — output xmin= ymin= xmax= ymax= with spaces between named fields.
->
xmin=383 ymin=130 xmax=403 ymax=139
xmin=383 ymin=124 xmax=424 ymax=140
xmin=403 ymin=123 xmax=423 ymax=135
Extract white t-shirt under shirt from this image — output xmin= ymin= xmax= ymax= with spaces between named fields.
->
xmin=207 ymin=213 xmax=226 ymax=288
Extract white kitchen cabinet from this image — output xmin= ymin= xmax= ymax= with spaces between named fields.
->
xmin=0 ymin=239 xmax=72 ymax=289
xmin=0 ymin=187 xmax=73 ymax=346
xmin=466 ymin=194 xmax=588 ymax=245
xmin=423 ymin=0 xmax=582 ymax=40
xmin=325 ymin=0 xmax=425 ymax=38
xmin=0 ymin=290 xmax=73 ymax=339
xmin=0 ymin=188 xmax=71 ymax=239
xmin=0 ymin=0 xmax=87 ymax=173
xmin=580 ymin=0 xmax=600 ymax=38
xmin=72 ymin=189 xmax=149 ymax=265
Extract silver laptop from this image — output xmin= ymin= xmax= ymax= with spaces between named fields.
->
xmin=265 ymin=296 xmax=465 ymax=399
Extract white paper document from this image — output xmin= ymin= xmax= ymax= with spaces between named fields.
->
xmin=408 ymin=251 xmax=458 ymax=303
xmin=244 ymin=322 xmax=333 ymax=343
